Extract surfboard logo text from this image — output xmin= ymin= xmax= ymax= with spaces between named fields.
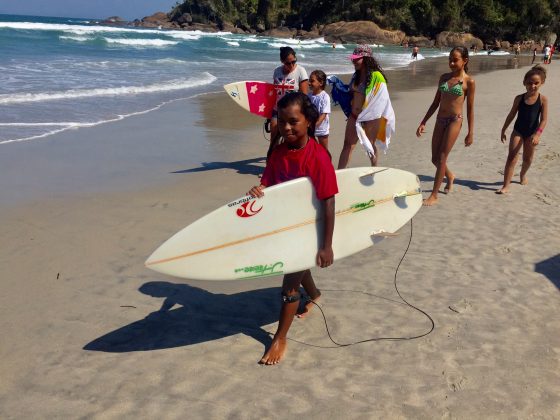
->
xmin=235 ymin=262 xmax=284 ymax=278
xmin=350 ymin=199 xmax=376 ymax=212
xmin=236 ymin=200 xmax=263 ymax=218
xmin=229 ymin=86 xmax=240 ymax=100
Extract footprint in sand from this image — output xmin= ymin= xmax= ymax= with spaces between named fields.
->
xmin=150 ymin=202 xmax=169 ymax=209
xmin=499 ymin=246 xmax=512 ymax=254
xmin=448 ymin=298 xmax=472 ymax=314
xmin=534 ymin=193 xmax=553 ymax=206
xmin=446 ymin=372 xmax=467 ymax=392
xmin=542 ymin=151 xmax=559 ymax=161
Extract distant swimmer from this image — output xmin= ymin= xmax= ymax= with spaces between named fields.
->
xmin=411 ymin=45 xmax=419 ymax=60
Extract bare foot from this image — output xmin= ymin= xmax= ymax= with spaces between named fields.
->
xmin=297 ymin=295 xmax=321 ymax=319
xmin=520 ymin=177 xmax=528 ymax=185
xmin=495 ymin=187 xmax=509 ymax=194
xmin=259 ymin=336 xmax=287 ymax=365
xmin=423 ymin=195 xmax=438 ymax=206
xmin=444 ymin=174 xmax=455 ymax=194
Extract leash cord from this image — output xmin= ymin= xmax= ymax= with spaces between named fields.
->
xmin=307 ymin=219 xmax=435 ymax=347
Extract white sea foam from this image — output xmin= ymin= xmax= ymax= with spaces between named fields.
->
xmin=0 ymin=73 xmax=217 ymax=105
xmin=166 ymin=32 xmax=202 ymax=40
xmin=0 ymin=21 xmax=230 ymax=39
xmin=275 ymin=37 xmax=328 ymax=45
xmin=267 ymin=41 xmax=325 ymax=49
xmin=59 ymin=35 xmax=91 ymax=42
xmin=227 ymin=41 xmax=240 ymax=46
xmin=104 ymin=38 xmax=179 ymax=47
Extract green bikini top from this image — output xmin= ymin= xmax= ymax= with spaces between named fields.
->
xmin=439 ymin=79 xmax=463 ymax=96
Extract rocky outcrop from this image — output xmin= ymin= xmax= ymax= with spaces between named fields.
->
xmin=100 ymin=16 xmax=128 ymax=26
xmin=406 ymin=36 xmax=434 ymax=47
xmin=500 ymin=40 xmax=511 ymax=49
xmin=261 ymin=27 xmax=295 ymax=38
xmin=321 ymin=21 xmax=405 ymax=45
xmin=130 ymin=12 xmax=179 ymax=29
xmin=436 ymin=31 xmax=483 ymax=49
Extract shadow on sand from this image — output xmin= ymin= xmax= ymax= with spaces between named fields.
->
xmin=418 ymin=174 xmax=502 ymax=192
xmin=172 ymin=157 xmax=266 ymax=176
xmin=84 ymin=281 xmax=280 ymax=353
xmin=535 ymin=254 xmax=560 ymax=290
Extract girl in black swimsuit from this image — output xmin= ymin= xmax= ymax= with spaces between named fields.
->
xmin=497 ymin=65 xmax=549 ymax=194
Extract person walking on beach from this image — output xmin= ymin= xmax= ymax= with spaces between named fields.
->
xmin=308 ymin=69 xmax=331 ymax=151
xmin=248 ymin=92 xmax=337 ymax=365
xmin=514 ymin=43 xmax=521 ymax=57
xmin=532 ymin=47 xmax=538 ymax=64
xmin=338 ymin=44 xmax=395 ymax=169
xmin=543 ymin=45 xmax=550 ymax=63
xmin=268 ymin=46 xmax=308 ymax=158
xmin=496 ymin=65 xmax=548 ymax=194
xmin=416 ymin=46 xmax=476 ymax=206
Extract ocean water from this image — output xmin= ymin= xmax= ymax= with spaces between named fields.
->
xmin=0 ymin=14 xmax=509 ymax=144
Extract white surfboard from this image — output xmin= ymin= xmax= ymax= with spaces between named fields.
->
xmin=145 ymin=167 xmax=422 ymax=280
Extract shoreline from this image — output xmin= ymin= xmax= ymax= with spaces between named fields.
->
xmin=0 ymin=53 xmax=537 ymax=211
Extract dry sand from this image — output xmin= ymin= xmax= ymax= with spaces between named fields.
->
xmin=1 ymin=62 xmax=559 ymax=418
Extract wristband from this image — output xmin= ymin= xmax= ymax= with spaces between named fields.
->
xmin=536 ymin=128 xmax=543 ymax=134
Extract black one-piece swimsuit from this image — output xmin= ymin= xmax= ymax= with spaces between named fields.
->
xmin=513 ymin=94 xmax=541 ymax=138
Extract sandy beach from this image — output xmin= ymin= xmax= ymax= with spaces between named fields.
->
xmin=1 ymin=58 xmax=559 ymax=418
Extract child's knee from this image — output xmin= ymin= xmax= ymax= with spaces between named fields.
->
xmin=437 ymin=152 xmax=449 ymax=164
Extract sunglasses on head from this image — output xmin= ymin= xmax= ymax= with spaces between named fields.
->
xmin=284 ymin=59 xmax=297 ymax=65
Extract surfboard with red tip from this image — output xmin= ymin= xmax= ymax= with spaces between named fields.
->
xmin=224 ymin=81 xmax=277 ymax=118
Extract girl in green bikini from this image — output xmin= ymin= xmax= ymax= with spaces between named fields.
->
xmin=416 ymin=46 xmax=476 ymax=206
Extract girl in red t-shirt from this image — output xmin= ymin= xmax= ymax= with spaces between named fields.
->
xmin=248 ymin=92 xmax=338 ymax=365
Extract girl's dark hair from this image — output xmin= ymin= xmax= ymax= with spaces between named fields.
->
xmin=280 ymin=46 xmax=296 ymax=62
xmin=310 ymin=69 xmax=327 ymax=89
xmin=450 ymin=46 xmax=469 ymax=73
xmin=353 ymin=56 xmax=388 ymax=89
xmin=524 ymin=65 xmax=547 ymax=83
xmin=277 ymin=91 xmax=318 ymax=138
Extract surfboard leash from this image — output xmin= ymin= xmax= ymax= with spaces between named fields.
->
xmin=305 ymin=219 xmax=435 ymax=347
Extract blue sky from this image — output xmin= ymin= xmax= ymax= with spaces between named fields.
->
xmin=0 ymin=0 xmax=180 ymax=20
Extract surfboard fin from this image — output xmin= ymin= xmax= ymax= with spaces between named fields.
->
xmin=370 ymin=230 xmax=399 ymax=238
xmin=393 ymin=191 xmax=408 ymax=198
xmin=359 ymin=168 xmax=389 ymax=179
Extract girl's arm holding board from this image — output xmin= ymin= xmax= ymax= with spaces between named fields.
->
xmin=317 ymin=196 xmax=335 ymax=268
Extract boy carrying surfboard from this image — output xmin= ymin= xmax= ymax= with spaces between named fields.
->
xmin=248 ymin=92 xmax=338 ymax=365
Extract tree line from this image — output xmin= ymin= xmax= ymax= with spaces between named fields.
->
xmin=170 ymin=0 xmax=559 ymax=42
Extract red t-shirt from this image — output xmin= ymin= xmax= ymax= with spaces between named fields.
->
xmin=261 ymin=138 xmax=338 ymax=200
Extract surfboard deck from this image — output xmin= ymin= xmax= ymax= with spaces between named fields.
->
xmin=224 ymin=81 xmax=277 ymax=118
xmin=145 ymin=167 xmax=422 ymax=281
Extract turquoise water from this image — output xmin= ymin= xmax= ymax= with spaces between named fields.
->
xmin=0 ymin=14 xmax=509 ymax=144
